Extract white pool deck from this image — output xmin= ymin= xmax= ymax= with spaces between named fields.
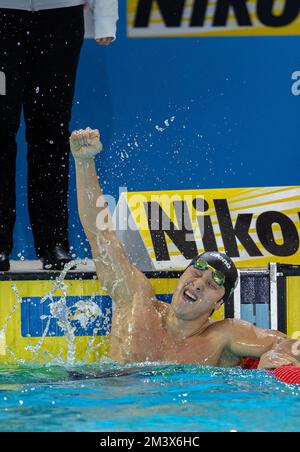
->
xmin=5 ymin=260 xmax=97 ymax=274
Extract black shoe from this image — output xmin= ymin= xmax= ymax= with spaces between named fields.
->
xmin=0 ymin=252 xmax=10 ymax=272
xmin=41 ymin=246 xmax=75 ymax=271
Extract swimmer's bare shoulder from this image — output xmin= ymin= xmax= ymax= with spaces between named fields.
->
xmin=210 ymin=318 xmax=286 ymax=361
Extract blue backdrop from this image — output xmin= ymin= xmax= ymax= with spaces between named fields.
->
xmin=13 ymin=1 xmax=300 ymax=260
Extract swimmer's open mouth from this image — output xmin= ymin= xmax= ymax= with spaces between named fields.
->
xmin=182 ymin=289 xmax=198 ymax=303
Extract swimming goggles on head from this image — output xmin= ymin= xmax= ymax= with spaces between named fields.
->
xmin=192 ymin=258 xmax=226 ymax=288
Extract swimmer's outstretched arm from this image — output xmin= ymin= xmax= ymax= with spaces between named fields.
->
xmin=223 ymin=319 xmax=299 ymax=370
xmin=70 ymin=128 xmax=155 ymax=304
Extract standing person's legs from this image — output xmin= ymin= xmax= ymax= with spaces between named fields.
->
xmin=0 ymin=9 xmax=28 ymax=269
xmin=23 ymin=6 xmax=84 ymax=263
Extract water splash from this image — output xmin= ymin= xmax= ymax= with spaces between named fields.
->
xmin=155 ymin=116 xmax=176 ymax=133
xmin=1 ymin=260 xmax=111 ymax=366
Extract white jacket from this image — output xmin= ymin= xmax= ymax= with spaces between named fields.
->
xmin=0 ymin=1 xmax=119 ymax=40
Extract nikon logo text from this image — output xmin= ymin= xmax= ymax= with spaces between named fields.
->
xmin=128 ymin=0 xmax=300 ymax=38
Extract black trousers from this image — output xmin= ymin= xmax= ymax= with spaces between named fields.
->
xmin=0 ymin=6 xmax=84 ymax=257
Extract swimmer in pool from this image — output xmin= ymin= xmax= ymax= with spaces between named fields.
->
xmin=70 ymin=128 xmax=300 ymax=370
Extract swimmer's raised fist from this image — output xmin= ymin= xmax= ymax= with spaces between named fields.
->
xmin=70 ymin=128 xmax=103 ymax=160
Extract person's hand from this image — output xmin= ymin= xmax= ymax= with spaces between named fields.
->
xmin=96 ymin=37 xmax=114 ymax=46
xmin=258 ymin=351 xmax=299 ymax=370
xmin=70 ymin=128 xmax=103 ymax=160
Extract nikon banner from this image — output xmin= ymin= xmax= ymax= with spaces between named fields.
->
xmin=115 ymin=186 xmax=300 ymax=270
xmin=128 ymin=0 xmax=300 ymax=38
xmin=13 ymin=2 xmax=300 ymax=261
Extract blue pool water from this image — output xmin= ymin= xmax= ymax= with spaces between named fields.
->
xmin=0 ymin=363 xmax=299 ymax=432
